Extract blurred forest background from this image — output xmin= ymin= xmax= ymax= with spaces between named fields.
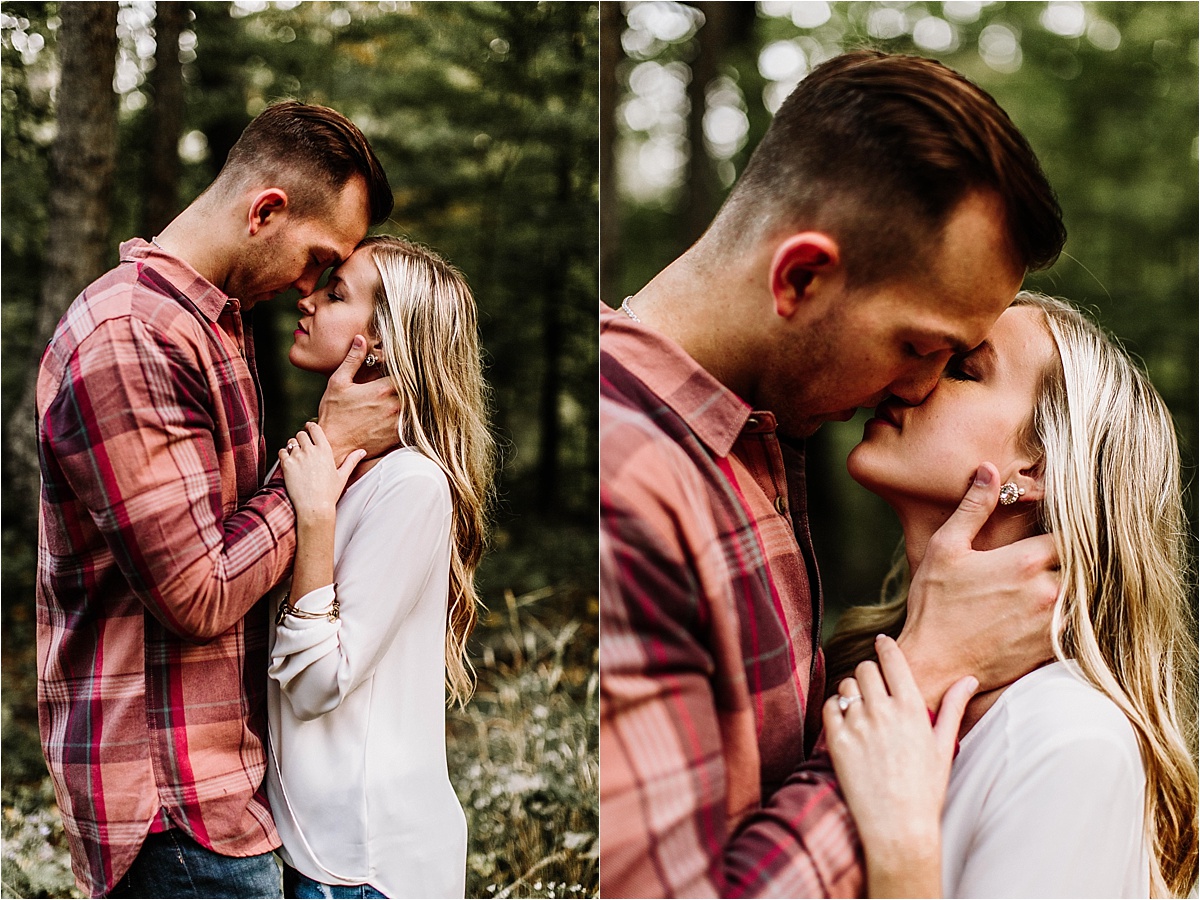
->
xmin=601 ymin=0 xmax=1199 ymax=630
xmin=2 ymin=2 xmax=597 ymax=897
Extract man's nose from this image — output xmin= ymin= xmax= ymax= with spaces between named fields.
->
xmin=293 ymin=271 xmax=320 ymax=297
xmin=889 ymin=352 xmax=952 ymax=405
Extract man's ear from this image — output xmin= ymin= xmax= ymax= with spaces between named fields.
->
xmin=768 ymin=232 xmax=842 ymax=320
xmin=247 ymin=188 xmax=289 ymax=236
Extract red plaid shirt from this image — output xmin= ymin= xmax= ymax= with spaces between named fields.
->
xmin=36 ymin=239 xmax=296 ymax=896
xmin=600 ymin=303 xmax=863 ymax=897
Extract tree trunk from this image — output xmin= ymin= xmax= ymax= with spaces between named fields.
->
xmin=599 ymin=1 xmax=621 ymax=306
xmin=536 ymin=15 xmax=587 ymax=514
xmin=682 ymin=2 xmax=732 ymax=249
xmin=5 ymin=2 xmax=120 ymax=534
xmin=142 ymin=1 xmax=188 ymax=237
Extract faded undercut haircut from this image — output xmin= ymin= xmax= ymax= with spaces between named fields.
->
xmin=708 ymin=50 xmax=1065 ymax=287
xmin=213 ymin=100 xmax=393 ymax=225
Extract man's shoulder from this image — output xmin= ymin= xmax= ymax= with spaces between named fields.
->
xmin=38 ymin=261 xmax=215 ymax=416
xmin=48 ymin=260 xmax=209 ymax=362
xmin=601 ymin=361 xmax=696 ymax=490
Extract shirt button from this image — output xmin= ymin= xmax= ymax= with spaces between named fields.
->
xmin=774 ymin=496 xmax=787 ymax=516
xmin=746 ymin=416 xmax=759 ymax=429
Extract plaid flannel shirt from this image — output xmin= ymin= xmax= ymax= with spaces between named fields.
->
xmin=599 ymin=303 xmax=863 ymax=898
xmin=36 ymin=239 xmax=297 ymax=896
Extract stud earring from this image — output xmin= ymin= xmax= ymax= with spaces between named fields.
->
xmin=998 ymin=482 xmax=1026 ymax=506
xmin=364 ymin=353 xmax=378 ymax=368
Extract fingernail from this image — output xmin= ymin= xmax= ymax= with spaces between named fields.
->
xmin=967 ymin=677 xmax=979 ymax=693
xmin=352 ymin=335 xmax=365 ymax=349
xmin=974 ymin=466 xmax=993 ymax=487
xmin=875 ymin=633 xmax=887 ymax=645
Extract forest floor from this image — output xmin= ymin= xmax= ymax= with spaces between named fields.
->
xmin=1 ymin=577 xmax=598 ymax=899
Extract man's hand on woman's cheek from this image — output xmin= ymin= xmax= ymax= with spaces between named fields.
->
xmin=899 ymin=462 xmax=1059 ymax=709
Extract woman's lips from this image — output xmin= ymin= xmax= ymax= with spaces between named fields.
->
xmin=866 ymin=406 xmax=902 ymax=429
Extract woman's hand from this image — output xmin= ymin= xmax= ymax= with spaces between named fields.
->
xmin=278 ymin=422 xmax=366 ymax=522
xmin=822 ymin=636 xmax=976 ymax=899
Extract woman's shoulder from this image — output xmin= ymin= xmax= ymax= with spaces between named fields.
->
xmin=349 ymin=448 xmax=451 ymax=512
xmin=989 ymin=661 xmax=1142 ymax=771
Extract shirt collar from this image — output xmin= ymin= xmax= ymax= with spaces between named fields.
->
xmin=119 ymin=238 xmax=233 ymax=323
xmin=601 ymin=301 xmax=765 ymax=458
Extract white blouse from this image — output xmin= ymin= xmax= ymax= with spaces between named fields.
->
xmin=941 ymin=660 xmax=1148 ymax=899
xmin=266 ymin=448 xmax=466 ymax=899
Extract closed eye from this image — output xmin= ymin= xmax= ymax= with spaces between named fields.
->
xmin=943 ymin=355 xmax=978 ymax=382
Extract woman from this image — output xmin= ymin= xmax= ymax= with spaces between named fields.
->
xmin=266 ymin=235 xmax=495 ymax=898
xmin=822 ymin=293 xmax=1197 ymax=897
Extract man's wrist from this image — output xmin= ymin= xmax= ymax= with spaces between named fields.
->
xmin=317 ymin=422 xmax=353 ymax=466
xmin=896 ymin=632 xmax=958 ymax=710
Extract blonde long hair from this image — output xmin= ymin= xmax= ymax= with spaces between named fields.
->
xmin=360 ymin=235 xmax=496 ymax=707
xmin=825 ymin=292 xmax=1198 ymax=896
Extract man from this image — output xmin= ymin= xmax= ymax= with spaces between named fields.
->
xmin=36 ymin=101 xmax=399 ymax=898
xmin=600 ymin=51 xmax=1066 ymax=897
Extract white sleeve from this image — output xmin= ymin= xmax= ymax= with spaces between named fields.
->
xmin=954 ymin=721 xmax=1146 ymax=898
xmin=268 ymin=462 xmax=451 ymax=721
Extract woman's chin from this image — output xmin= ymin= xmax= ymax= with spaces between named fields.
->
xmin=845 ymin=442 xmax=882 ymax=490
xmin=287 ymin=347 xmax=331 ymax=375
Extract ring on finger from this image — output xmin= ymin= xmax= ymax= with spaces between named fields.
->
xmin=287 ymin=440 xmax=299 ymax=452
xmin=837 ymin=694 xmax=863 ymax=713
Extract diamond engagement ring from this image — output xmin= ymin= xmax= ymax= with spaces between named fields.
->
xmin=838 ymin=694 xmax=863 ymax=712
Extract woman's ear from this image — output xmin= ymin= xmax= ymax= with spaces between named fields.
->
xmin=1005 ymin=458 xmax=1045 ymax=504
xmin=363 ymin=336 xmax=388 ymax=379
xmin=768 ymin=232 xmax=841 ymax=320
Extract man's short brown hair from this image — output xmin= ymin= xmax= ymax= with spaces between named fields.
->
xmin=712 ymin=50 xmax=1064 ymax=285
xmin=216 ymin=100 xmax=393 ymax=226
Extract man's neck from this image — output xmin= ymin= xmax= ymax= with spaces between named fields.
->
xmin=152 ymin=201 xmax=233 ymax=293
xmin=622 ymin=248 xmax=769 ymax=403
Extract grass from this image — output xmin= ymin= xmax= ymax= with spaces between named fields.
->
xmin=449 ymin=584 xmax=598 ymax=899
xmin=0 ymin=581 xmax=598 ymax=899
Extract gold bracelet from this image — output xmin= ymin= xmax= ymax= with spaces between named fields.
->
xmin=275 ymin=589 xmax=340 ymax=625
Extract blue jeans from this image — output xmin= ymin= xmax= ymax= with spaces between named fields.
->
xmin=109 ymin=829 xmax=282 ymax=898
xmin=283 ymin=863 xmax=386 ymax=899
